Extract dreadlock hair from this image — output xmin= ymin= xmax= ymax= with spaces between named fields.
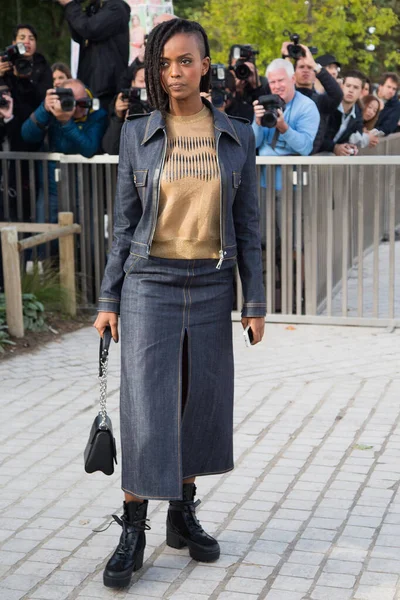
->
xmin=145 ymin=18 xmax=211 ymax=116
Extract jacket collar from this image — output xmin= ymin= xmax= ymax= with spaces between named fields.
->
xmin=141 ymin=97 xmax=241 ymax=146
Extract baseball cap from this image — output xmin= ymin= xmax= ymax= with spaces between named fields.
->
xmin=316 ymin=54 xmax=341 ymax=68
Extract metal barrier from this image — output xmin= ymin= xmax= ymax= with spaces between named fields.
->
xmin=1 ymin=138 xmax=400 ymax=326
xmin=257 ymin=156 xmax=400 ymax=327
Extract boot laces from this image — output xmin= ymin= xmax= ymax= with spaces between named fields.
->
xmin=170 ymin=498 xmax=202 ymax=532
xmin=113 ymin=514 xmax=151 ymax=557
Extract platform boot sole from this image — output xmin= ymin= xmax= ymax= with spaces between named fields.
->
xmin=166 ymin=528 xmax=220 ymax=562
xmin=103 ymin=548 xmax=145 ymax=588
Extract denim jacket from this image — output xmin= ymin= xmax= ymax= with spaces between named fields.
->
xmin=98 ymin=98 xmax=266 ymax=317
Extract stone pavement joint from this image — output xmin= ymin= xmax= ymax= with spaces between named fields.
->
xmin=1 ymin=323 xmax=400 ymax=600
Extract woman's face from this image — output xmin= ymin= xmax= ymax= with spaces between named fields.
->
xmin=364 ymin=100 xmax=379 ymax=121
xmin=132 ymin=15 xmax=140 ymax=27
xmin=13 ymin=28 xmax=36 ymax=58
xmin=53 ymin=69 xmax=68 ymax=88
xmin=160 ymin=33 xmax=209 ymax=104
xmin=132 ymin=68 xmax=146 ymax=88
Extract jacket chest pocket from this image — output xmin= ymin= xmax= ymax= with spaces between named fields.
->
xmin=133 ymin=170 xmax=149 ymax=205
xmin=232 ymin=171 xmax=241 ymax=189
xmin=133 ymin=169 xmax=148 ymax=187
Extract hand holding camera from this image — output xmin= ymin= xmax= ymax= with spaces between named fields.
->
xmin=45 ymin=88 xmax=74 ymax=123
xmin=0 ymin=89 xmax=13 ymax=121
xmin=282 ymin=31 xmax=318 ymax=60
xmin=0 ymin=60 xmax=12 ymax=77
xmin=115 ymin=92 xmax=130 ymax=119
xmin=0 ymin=43 xmax=32 ymax=78
xmin=254 ymin=96 xmax=287 ymax=132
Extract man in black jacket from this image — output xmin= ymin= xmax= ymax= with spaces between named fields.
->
xmin=293 ymin=46 xmax=343 ymax=153
xmin=58 ymin=0 xmax=131 ymax=111
xmin=321 ymin=70 xmax=366 ymax=155
xmin=374 ymin=72 xmax=400 ymax=136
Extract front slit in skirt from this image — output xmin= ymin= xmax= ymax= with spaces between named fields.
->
xmin=119 ymin=255 xmax=235 ymax=500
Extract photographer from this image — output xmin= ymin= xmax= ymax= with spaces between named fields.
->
xmin=0 ymin=24 xmax=52 ymax=149
xmin=0 ymin=24 xmax=52 ymax=106
xmin=102 ymin=63 xmax=149 ymax=155
xmin=58 ymin=0 xmax=131 ymax=111
xmin=21 ymin=79 xmax=107 ymax=223
xmin=290 ymin=44 xmax=343 ymax=153
xmin=252 ymin=59 xmax=319 ymax=161
xmin=226 ymin=45 xmax=268 ymax=122
xmin=321 ymin=70 xmax=378 ymax=155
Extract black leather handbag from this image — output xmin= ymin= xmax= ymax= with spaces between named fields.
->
xmin=84 ymin=326 xmax=117 ymax=476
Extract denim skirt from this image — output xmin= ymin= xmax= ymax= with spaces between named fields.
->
xmin=119 ymin=255 xmax=235 ymax=500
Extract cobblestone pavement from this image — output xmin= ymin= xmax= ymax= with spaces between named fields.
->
xmin=1 ymin=322 xmax=400 ymax=600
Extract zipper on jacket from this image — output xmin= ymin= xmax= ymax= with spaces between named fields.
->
xmin=216 ymin=132 xmax=225 ymax=270
xmin=147 ymin=129 xmax=167 ymax=254
xmin=216 ymin=249 xmax=224 ymax=270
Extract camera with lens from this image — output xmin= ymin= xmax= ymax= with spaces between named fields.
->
xmin=230 ymin=44 xmax=259 ymax=80
xmin=54 ymin=88 xmax=100 ymax=112
xmin=258 ymin=94 xmax=286 ymax=128
xmin=0 ymin=86 xmax=10 ymax=110
xmin=121 ymin=87 xmax=149 ymax=114
xmin=210 ymin=64 xmax=227 ymax=109
xmin=283 ymin=31 xmax=318 ymax=60
xmin=0 ymin=42 xmax=32 ymax=77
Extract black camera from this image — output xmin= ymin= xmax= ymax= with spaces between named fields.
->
xmin=54 ymin=88 xmax=75 ymax=111
xmin=0 ymin=42 xmax=32 ymax=77
xmin=0 ymin=87 xmax=10 ymax=109
xmin=54 ymin=88 xmax=100 ymax=112
xmin=210 ymin=64 xmax=227 ymax=108
xmin=230 ymin=45 xmax=259 ymax=80
xmin=121 ymin=87 xmax=149 ymax=114
xmin=258 ymin=94 xmax=286 ymax=128
xmin=283 ymin=31 xmax=318 ymax=60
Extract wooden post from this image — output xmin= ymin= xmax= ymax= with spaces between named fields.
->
xmin=1 ymin=227 xmax=24 ymax=338
xmin=58 ymin=212 xmax=77 ymax=316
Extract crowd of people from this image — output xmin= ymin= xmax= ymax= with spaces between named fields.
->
xmin=0 ymin=0 xmax=399 ymax=227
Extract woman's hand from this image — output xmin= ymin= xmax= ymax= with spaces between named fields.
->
xmin=93 ymin=311 xmax=119 ymax=342
xmin=241 ymin=317 xmax=265 ymax=345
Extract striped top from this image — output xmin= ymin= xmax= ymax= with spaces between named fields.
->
xmin=150 ymin=105 xmax=221 ymax=259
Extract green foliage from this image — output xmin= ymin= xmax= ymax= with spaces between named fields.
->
xmin=22 ymin=293 xmax=47 ymax=332
xmin=200 ymin=0 xmax=399 ymax=76
xmin=174 ymin=0 xmax=206 ymax=20
xmin=0 ymin=296 xmax=16 ymax=353
xmin=21 ymin=260 xmax=69 ymax=311
xmin=0 ymin=0 xmax=70 ymax=66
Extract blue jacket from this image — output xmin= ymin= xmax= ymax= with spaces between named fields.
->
xmin=21 ymin=103 xmax=108 ymax=195
xmin=98 ymin=98 xmax=266 ymax=318
xmin=252 ymin=91 xmax=320 ymax=188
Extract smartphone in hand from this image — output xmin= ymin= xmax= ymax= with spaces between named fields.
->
xmin=243 ymin=325 xmax=254 ymax=347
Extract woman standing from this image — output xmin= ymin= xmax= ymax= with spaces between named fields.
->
xmin=94 ymin=18 xmax=266 ymax=589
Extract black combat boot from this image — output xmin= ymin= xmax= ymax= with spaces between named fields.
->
xmin=166 ymin=483 xmax=220 ymax=562
xmin=103 ymin=500 xmax=150 ymax=588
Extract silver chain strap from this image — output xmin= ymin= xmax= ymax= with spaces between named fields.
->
xmin=99 ymin=354 xmax=108 ymax=428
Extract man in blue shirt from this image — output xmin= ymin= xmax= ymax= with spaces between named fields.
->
xmin=252 ymin=59 xmax=319 ymax=240
xmin=22 ymin=79 xmax=107 ymax=224
xmin=252 ymin=58 xmax=320 ymax=162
